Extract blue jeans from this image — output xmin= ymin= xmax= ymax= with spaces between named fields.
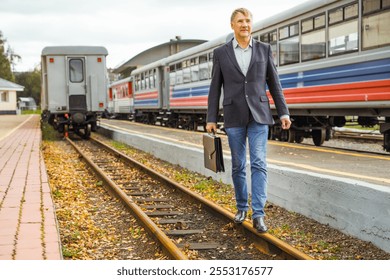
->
xmin=225 ymin=121 xmax=268 ymax=219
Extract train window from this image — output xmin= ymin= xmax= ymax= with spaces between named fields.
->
xmin=270 ymin=44 xmax=277 ymax=66
xmin=199 ymin=54 xmax=207 ymax=64
xmin=302 ymin=30 xmax=326 ymax=61
xmin=208 ymin=61 xmax=213 ymax=79
xmin=141 ymin=73 xmax=145 ymax=90
xmin=176 ymin=62 xmax=182 ymax=71
xmin=150 ymin=71 xmax=154 ymax=89
xmin=270 ymin=30 xmax=277 ymax=42
xmin=260 ymin=33 xmax=270 ymax=43
xmin=169 ymin=72 xmax=176 ymax=86
xmin=279 ymin=22 xmax=300 ymax=66
xmin=329 ymin=8 xmax=344 ymax=24
xmin=260 ymin=30 xmax=278 ymax=65
xmin=69 ymin=59 xmax=84 ymax=83
xmin=329 ymin=3 xmax=358 ymax=56
xmin=279 ymin=22 xmax=299 ymax=38
xmin=176 ymin=70 xmax=183 ymax=84
xmin=302 ymin=14 xmax=325 ymax=33
xmin=363 ymin=0 xmax=381 ymax=13
xmin=153 ymin=69 xmax=157 ymax=88
xmin=279 ymin=37 xmax=299 ymax=65
xmin=260 ymin=30 xmax=277 ymax=43
xmin=135 ymin=74 xmax=140 ymax=91
xmin=329 ymin=20 xmax=358 ymax=55
xmin=302 ymin=19 xmax=314 ymax=33
xmin=169 ymin=65 xmax=175 ymax=72
xmin=290 ymin=23 xmax=299 ymax=36
xmin=183 ymin=68 xmax=191 ymax=83
xmin=145 ymin=72 xmax=150 ymax=89
xmin=199 ymin=63 xmax=208 ymax=81
xmin=301 ymin=14 xmax=326 ymax=61
xmin=329 ymin=2 xmax=358 ymax=24
xmin=279 ymin=26 xmax=289 ymax=40
xmin=314 ymin=14 xmax=325 ymax=29
xmin=362 ymin=0 xmax=390 ymax=49
xmin=345 ymin=3 xmax=358 ymax=19
xmin=190 ymin=57 xmax=198 ymax=66
xmin=191 ymin=64 xmax=199 ymax=82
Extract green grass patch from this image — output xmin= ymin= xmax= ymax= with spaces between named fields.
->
xmin=21 ymin=109 xmax=41 ymax=115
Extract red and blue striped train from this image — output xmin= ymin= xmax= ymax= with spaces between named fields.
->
xmin=107 ymin=0 xmax=390 ymax=151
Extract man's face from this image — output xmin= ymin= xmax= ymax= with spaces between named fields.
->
xmin=231 ymin=12 xmax=252 ymax=40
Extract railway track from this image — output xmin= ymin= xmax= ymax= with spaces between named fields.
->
xmin=65 ymin=135 xmax=312 ymax=260
xmin=332 ymin=129 xmax=383 ymax=142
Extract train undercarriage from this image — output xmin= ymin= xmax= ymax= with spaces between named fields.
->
xmin=133 ymin=109 xmax=207 ymax=131
xmin=42 ymin=110 xmax=99 ymax=139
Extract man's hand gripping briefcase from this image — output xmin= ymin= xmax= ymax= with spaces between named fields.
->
xmin=203 ymin=133 xmax=225 ymax=173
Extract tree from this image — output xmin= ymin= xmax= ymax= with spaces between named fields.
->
xmin=6 ymin=45 xmax=21 ymax=73
xmin=0 ymin=30 xmax=14 ymax=81
xmin=15 ymin=68 xmax=41 ymax=106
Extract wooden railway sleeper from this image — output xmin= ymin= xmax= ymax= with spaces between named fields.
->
xmin=79 ymin=136 xmax=314 ymax=260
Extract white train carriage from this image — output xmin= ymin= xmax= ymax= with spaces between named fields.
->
xmin=41 ymin=46 xmax=108 ymax=138
xmin=107 ymin=76 xmax=134 ymax=119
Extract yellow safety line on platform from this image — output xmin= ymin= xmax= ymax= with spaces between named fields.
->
xmin=100 ymin=123 xmax=390 ymax=185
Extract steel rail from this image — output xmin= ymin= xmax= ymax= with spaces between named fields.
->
xmin=90 ymin=136 xmax=313 ymax=260
xmin=333 ymin=131 xmax=383 ymax=142
xmin=65 ymin=137 xmax=188 ymax=260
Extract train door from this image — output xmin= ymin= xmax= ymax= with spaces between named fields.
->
xmin=67 ymin=57 xmax=87 ymax=112
xmin=159 ymin=66 xmax=169 ymax=109
xmin=113 ymin=87 xmax=119 ymax=113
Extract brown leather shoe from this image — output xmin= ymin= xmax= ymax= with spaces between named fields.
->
xmin=253 ymin=217 xmax=267 ymax=233
xmin=234 ymin=210 xmax=247 ymax=224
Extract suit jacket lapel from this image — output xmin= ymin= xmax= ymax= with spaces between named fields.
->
xmin=247 ymin=39 xmax=256 ymax=74
xmin=224 ymin=41 xmax=244 ymax=76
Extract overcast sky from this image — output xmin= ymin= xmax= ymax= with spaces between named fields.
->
xmin=1 ymin=0 xmax=309 ymax=72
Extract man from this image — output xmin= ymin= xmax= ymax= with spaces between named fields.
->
xmin=206 ymin=8 xmax=291 ymax=233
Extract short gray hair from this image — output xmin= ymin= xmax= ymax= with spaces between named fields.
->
xmin=230 ymin=8 xmax=253 ymax=23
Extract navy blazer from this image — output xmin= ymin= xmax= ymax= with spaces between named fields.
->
xmin=207 ymin=38 xmax=289 ymax=128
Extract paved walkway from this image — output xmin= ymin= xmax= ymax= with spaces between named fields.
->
xmin=0 ymin=114 xmax=62 ymax=260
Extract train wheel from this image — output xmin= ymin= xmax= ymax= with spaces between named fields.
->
xmin=295 ymin=134 xmax=304 ymax=143
xmin=325 ymin=128 xmax=332 ymax=141
xmin=280 ymin=129 xmax=294 ymax=142
xmin=312 ymin=128 xmax=325 ymax=146
xmin=287 ymin=129 xmax=295 ymax=143
xmin=268 ymin=126 xmax=276 ymax=140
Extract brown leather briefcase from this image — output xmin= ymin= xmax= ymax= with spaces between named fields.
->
xmin=203 ymin=133 xmax=225 ymax=173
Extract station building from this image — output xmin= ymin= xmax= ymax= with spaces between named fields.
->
xmin=0 ymin=77 xmax=24 ymax=115
xmin=112 ymin=36 xmax=207 ymax=79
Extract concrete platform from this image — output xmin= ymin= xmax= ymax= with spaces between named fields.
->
xmin=0 ymin=115 xmax=62 ymax=260
xmin=97 ymin=119 xmax=390 ymax=253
